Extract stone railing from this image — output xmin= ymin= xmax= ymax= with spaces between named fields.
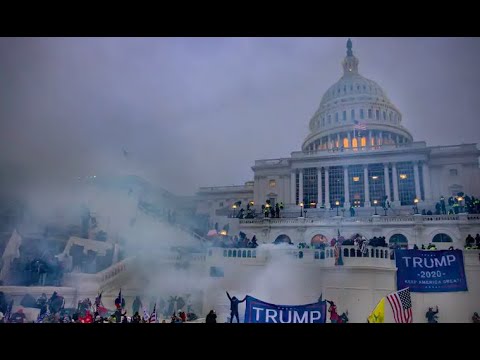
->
xmin=239 ymin=214 xmax=480 ymax=226
xmin=205 ymin=246 xmax=394 ymax=268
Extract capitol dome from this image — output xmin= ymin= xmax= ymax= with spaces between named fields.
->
xmin=302 ymin=39 xmax=413 ymax=152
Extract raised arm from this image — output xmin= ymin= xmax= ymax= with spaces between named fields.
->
xmin=226 ymin=291 xmax=232 ymax=301
xmin=239 ymin=296 xmax=247 ymax=303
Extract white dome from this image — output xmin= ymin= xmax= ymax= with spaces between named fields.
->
xmin=302 ymin=39 xmax=413 ymax=152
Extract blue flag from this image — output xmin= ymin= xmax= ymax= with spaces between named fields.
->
xmin=395 ymin=249 xmax=468 ymax=292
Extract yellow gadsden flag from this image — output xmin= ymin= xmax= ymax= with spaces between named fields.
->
xmin=367 ymin=297 xmax=385 ymax=323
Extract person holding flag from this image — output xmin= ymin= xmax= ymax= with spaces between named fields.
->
xmin=115 ymin=289 xmax=125 ymax=310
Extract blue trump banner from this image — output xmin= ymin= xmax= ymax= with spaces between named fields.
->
xmin=243 ymin=296 xmax=327 ymax=323
xmin=395 ymin=249 xmax=468 ymax=292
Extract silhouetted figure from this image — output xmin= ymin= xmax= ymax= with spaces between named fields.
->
xmin=226 ymin=291 xmax=246 ymax=323
xmin=132 ymin=296 xmax=142 ymax=315
xmin=472 ymin=312 xmax=480 ymax=323
xmin=426 ymin=306 xmax=439 ymax=323
xmin=206 ymin=310 xmax=217 ymax=323
xmin=466 ymin=234 xmax=475 ymax=247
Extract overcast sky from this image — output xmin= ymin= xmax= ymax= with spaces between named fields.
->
xmin=1 ymin=37 xmax=479 ymax=196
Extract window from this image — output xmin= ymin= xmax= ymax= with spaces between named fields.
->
xmin=219 ymin=202 xmax=224 ymax=207
xmin=343 ymin=85 xmax=346 ymax=93
xmin=335 ymin=112 xmax=339 ymax=122
xmin=368 ymin=109 xmax=372 ymax=119
xmin=383 ymin=111 xmax=386 ymax=120
xmin=360 ymin=109 xmax=364 ymax=119
xmin=349 ymin=165 xmax=364 ymax=206
xmin=376 ymin=110 xmax=380 ymax=120
xmin=329 ymin=166 xmax=344 ymax=206
xmin=389 ymin=112 xmax=393 ymax=122
xmin=269 ymin=179 xmax=276 ymax=187
xmin=351 ymin=109 xmax=355 ymax=120
xmin=432 ymin=233 xmax=453 ymax=243
xmin=328 ymin=115 xmax=331 ymax=124
xmin=450 ymin=169 xmax=458 ymax=176
xmin=322 ymin=117 xmax=325 ymax=126
xmin=389 ymin=234 xmax=408 ymax=249
xmin=368 ymin=164 xmax=386 ymax=204
xmin=303 ymin=168 xmax=318 ymax=207
xmin=396 ymin=162 xmax=416 ymax=206
xmin=342 ymin=111 xmax=347 ymax=121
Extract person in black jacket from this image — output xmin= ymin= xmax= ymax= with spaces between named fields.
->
xmin=226 ymin=291 xmax=246 ymax=323
xmin=205 ymin=310 xmax=217 ymax=323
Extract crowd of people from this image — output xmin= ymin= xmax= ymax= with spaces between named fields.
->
xmin=0 ymin=290 xmax=199 ymax=323
xmin=464 ymin=234 xmax=480 ymax=249
xmin=209 ymin=232 xmax=259 ymax=249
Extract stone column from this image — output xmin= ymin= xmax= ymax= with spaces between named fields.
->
xmin=327 ymin=135 xmax=331 ymax=150
xmin=379 ymin=131 xmax=383 ymax=145
xmin=392 ymin=163 xmax=400 ymax=204
xmin=363 ymin=165 xmax=370 ymax=207
xmin=317 ymin=167 xmax=323 ymax=206
xmin=347 ymin=132 xmax=351 ymax=148
xmin=324 ymin=167 xmax=330 ymax=209
xmin=343 ymin=166 xmax=350 ymax=208
xmin=413 ymin=162 xmax=422 ymax=201
xmin=383 ymin=163 xmax=391 ymax=202
xmin=422 ymin=162 xmax=432 ymax=201
xmin=299 ymin=169 xmax=304 ymax=205
xmin=290 ymin=171 xmax=296 ymax=204
xmin=368 ymin=130 xmax=372 ymax=147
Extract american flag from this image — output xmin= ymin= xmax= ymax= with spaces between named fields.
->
xmin=142 ymin=306 xmax=150 ymax=321
xmin=149 ymin=304 xmax=157 ymax=323
xmin=3 ymin=300 xmax=13 ymax=323
xmin=353 ymin=120 xmax=367 ymax=131
xmin=387 ymin=288 xmax=413 ymax=323
xmin=36 ymin=309 xmax=51 ymax=323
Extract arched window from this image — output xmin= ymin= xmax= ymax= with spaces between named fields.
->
xmin=232 ymin=250 xmax=237 ymax=257
xmin=375 ymin=249 xmax=379 ymax=258
xmin=352 ymin=138 xmax=358 ymax=148
xmin=314 ymin=251 xmax=319 ymax=259
xmin=320 ymin=251 xmax=325 ymax=259
xmin=350 ymin=248 xmax=355 ymax=257
xmin=252 ymin=250 xmax=256 ymax=258
xmin=247 ymin=250 xmax=251 ymax=258
xmin=344 ymin=248 xmax=349 ymax=257
xmin=242 ymin=250 xmax=247 ymax=258
xmin=361 ymin=137 xmax=366 ymax=147
xmin=228 ymin=250 xmax=232 ymax=257
xmin=223 ymin=250 xmax=227 ymax=257
xmin=389 ymin=234 xmax=408 ymax=249
xmin=311 ymin=234 xmax=328 ymax=247
xmin=274 ymin=234 xmax=292 ymax=245
xmin=432 ymin=233 xmax=453 ymax=243
xmin=343 ymin=138 xmax=349 ymax=148
xmin=371 ymin=249 xmax=374 ymax=257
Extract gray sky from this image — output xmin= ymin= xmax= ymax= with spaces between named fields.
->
xmin=1 ymin=37 xmax=479 ymax=196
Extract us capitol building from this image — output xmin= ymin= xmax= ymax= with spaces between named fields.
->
xmin=1 ymin=39 xmax=479 ymax=323
xmin=197 ymin=39 xmax=480 ymax=248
